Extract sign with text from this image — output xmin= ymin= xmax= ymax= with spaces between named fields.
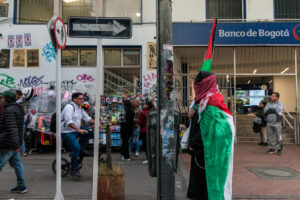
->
xmin=173 ymin=22 xmax=300 ymax=45
xmin=68 ymin=17 xmax=132 ymax=39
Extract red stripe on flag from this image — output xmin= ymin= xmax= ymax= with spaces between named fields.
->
xmin=204 ymin=18 xmax=217 ymax=61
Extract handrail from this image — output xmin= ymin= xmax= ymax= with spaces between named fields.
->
xmin=283 ymin=108 xmax=294 ymax=120
xmin=282 ymin=115 xmax=294 ymax=129
xmin=104 ymin=69 xmax=137 ymax=89
xmin=105 ymin=79 xmax=132 ymax=94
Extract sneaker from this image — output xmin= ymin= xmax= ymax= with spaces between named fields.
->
xmin=267 ymin=149 xmax=276 ymax=154
xmin=142 ymin=160 xmax=148 ymax=164
xmin=257 ymin=142 xmax=264 ymax=146
xmin=21 ymin=152 xmax=27 ymax=157
xmin=277 ymin=150 xmax=282 ymax=156
xmin=121 ymin=156 xmax=130 ymax=161
xmin=11 ymin=186 xmax=28 ymax=194
xmin=70 ymin=170 xmax=82 ymax=179
xmin=262 ymin=142 xmax=268 ymax=146
xmin=135 ymin=152 xmax=139 ymax=157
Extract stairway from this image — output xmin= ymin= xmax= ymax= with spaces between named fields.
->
xmin=236 ymin=115 xmax=296 ymax=144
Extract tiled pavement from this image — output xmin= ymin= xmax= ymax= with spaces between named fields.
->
xmin=180 ymin=143 xmax=300 ymax=199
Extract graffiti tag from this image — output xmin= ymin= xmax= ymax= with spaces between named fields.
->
xmin=143 ymin=72 xmax=157 ymax=88
xmin=42 ymin=42 xmax=56 ymax=62
xmin=77 ymin=74 xmax=95 ymax=82
xmin=18 ymin=75 xmax=47 ymax=88
xmin=61 ymin=80 xmax=77 ymax=91
xmin=0 ymin=74 xmax=15 ymax=89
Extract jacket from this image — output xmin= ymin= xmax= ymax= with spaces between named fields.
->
xmin=264 ymin=101 xmax=283 ymax=123
xmin=0 ymin=102 xmax=25 ymax=149
xmin=138 ymin=109 xmax=150 ymax=133
xmin=256 ymin=107 xmax=266 ymax=127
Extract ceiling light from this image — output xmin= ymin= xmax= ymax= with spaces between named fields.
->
xmin=247 ymin=80 xmax=251 ymax=84
xmin=269 ymin=80 xmax=273 ymax=83
xmin=253 ymin=69 xmax=257 ymax=74
xmin=136 ymin=13 xmax=141 ymax=17
xmin=63 ymin=0 xmax=78 ymax=3
xmin=280 ymin=67 xmax=289 ymax=74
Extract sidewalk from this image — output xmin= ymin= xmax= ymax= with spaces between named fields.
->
xmin=1 ymin=143 xmax=299 ymax=199
xmin=0 ymin=150 xmax=187 ymax=200
xmin=180 ymin=143 xmax=300 ymax=199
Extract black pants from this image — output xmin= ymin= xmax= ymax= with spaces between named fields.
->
xmin=140 ymin=132 xmax=147 ymax=158
xmin=121 ymin=132 xmax=130 ymax=159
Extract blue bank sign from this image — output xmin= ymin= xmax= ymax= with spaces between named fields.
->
xmin=173 ymin=22 xmax=300 ymax=45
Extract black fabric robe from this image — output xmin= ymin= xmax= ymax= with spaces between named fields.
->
xmin=187 ymin=114 xmax=208 ymax=200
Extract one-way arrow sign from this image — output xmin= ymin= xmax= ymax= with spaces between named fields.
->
xmin=68 ymin=17 xmax=132 ymax=39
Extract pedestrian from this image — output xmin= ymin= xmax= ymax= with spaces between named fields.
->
xmin=264 ymin=92 xmax=283 ymax=155
xmin=129 ymin=99 xmax=141 ymax=157
xmin=138 ymin=101 xmax=154 ymax=164
xmin=119 ymin=99 xmax=134 ymax=161
xmin=61 ymin=92 xmax=96 ymax=180
xmin=187 ymin=71 xmax=235 ymax=200
xmin=15 ymin=89 xmax=27 ymax=156
xmin=256 ymin=100 xmax=267 ymax=146
xmin=0 ymin=90 xmax=27 ymax=194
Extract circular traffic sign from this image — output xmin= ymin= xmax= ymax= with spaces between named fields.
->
xmin=53 ymin=17 xmax=67 ymax=49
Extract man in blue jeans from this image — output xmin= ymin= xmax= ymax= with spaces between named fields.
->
xmin=0 ymin=90 xmax=27 ymax=193
xmin=61 ymin=92 xmax=96 ymax=180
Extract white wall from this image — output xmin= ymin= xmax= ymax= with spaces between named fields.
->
xmin=172 ymin=0 xmax=205 ymax=22
xmin=0 ymin=21 xmax=156 ymax=97
xmin=246 ymin=0 xmax=274 ymax=21
xmin=274 ymin=76 xmax=296 ymax=112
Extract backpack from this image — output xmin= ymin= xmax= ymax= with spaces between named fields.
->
xmin=50 ymin=104 xmax=75 ymax=133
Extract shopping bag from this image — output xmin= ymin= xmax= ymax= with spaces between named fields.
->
xmin=180 ymin=122 xmax=191 ymax=150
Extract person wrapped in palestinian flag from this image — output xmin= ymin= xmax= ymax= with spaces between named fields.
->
xmin=187 ymin=18 xmax=235 ymax=200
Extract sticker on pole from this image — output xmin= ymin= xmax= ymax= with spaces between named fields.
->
xmin=53 ymin=17 xmax=67 ymax=49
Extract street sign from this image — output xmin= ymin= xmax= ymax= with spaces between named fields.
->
xmin=54 ymin=17 xmax=67 ymax=49
xmin=68 ymin=17 xmax=132 ymax=39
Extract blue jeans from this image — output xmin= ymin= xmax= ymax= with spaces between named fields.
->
xmin=61 ymin=128 xmax=93 ymax=170
xmin=0 ymin=149 xmax=26 ymax=188
xmin=129 ymin=127 xmax=140 ymax=154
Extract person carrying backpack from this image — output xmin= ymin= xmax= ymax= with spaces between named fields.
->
xmin=61 ymin=92 xmax=96 ymax=180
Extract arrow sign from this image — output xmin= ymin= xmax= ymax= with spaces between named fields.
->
xmin=68 ymin=17 xmax=132 ymax=39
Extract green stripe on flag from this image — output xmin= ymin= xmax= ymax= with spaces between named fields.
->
xmin=200 ymin=59 xmax=212 ymax=72
xmin=199 ymin=105 xmax=233 ymax=200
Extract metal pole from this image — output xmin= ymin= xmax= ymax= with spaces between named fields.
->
xmin=157 ymin=0 xmax=175 ymax=199
xmin=233 ymin=48 xmax=237 ymax=145
xmin=91 ymin=38 xmax=103 ymax=200
xmin=295 ymin=48 xmax=298 ymax=115
xmin=54 ymin=47 xmax=64 ymax=200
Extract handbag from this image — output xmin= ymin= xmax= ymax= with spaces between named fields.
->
xmin=180 ymin=121 xmax=191 ymax=149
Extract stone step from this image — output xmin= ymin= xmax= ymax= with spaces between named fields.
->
xmin=237 ymin=137 xmax=295 ymax=144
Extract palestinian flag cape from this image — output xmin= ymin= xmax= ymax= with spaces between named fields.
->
xmin=198 ymin=18 xmax=235 ymax=200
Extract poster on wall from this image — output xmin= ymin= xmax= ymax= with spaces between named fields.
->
xmin=13 ymin=49 xmax=26 ymax=67
xmin=16 ymin=35 xmax=23 ymax=48
xmin=0 ymin=49 xmax=10 ymax=68
xmin=7 ymin=35 xmax=14 ymax=48
xmin=147 ymin=42 xmax=157 ymax=70
xmin=24 ymin=33 xmax=32 ymax=47
xmin=27 ymin=49 xmax=39 ymax=67
xmin=0 ymin=3 xmax=8 ymax=17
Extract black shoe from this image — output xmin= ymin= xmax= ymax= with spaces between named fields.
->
xmin=277 ymin=150 xmax=282 ymax=156
xmin=267 ymin=149 xmax=275 ymax=154
xmin=70 ymin=170 xmax=81 ymax=179
xmin=80 ymin=149 xmax=91 ymax=157
xmin=262 ymin=142 xmax=268 ymax=146
xmin=257 ymin=142 xmax=263 ymax=146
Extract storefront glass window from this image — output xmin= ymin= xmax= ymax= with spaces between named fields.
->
xmin=80 ymin=49 xmax=97 ymax=66
xmin=206 ymin=0 xmax=242 ymax=20
xmin=104 ymin=49 xmax=121 ymax=66
xmin=62 ymin=0 xmax=97 ymax=23
xmin=275 ymin=0 xmax=300 ymax=19
xmin=124 ymin=49 xmax=140 ymax=66
xmin=105 ymin=0 xmax=141 ymax=23
xmin=19 ymin=0 xmax=53 ymax=23
xmin=62 ymin=49 xmax=78 ymax=66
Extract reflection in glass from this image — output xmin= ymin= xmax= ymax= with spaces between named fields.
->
xmin=62 ymin=49 xmax=78 ymax=66
xmin=80 ymin=49 xmax=97 ymax=66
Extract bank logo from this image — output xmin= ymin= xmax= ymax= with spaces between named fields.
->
xmin=293 ymin=24 xmax=300 ymax=41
